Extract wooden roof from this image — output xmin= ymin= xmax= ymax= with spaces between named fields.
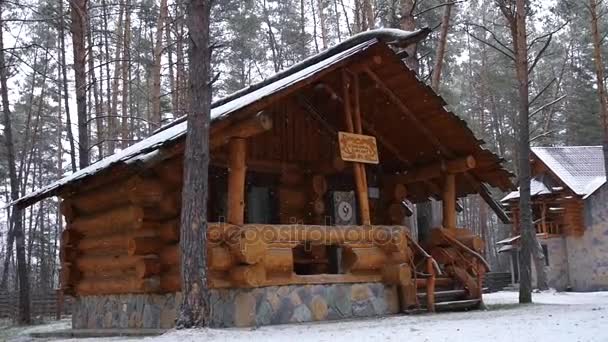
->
xmin=12 ymin=31 xmax=514 ymax=217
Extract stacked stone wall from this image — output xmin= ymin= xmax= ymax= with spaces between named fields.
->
xmin=73 ymin=283 xmax=400 ymax=329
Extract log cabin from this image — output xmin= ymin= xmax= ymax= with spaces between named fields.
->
xmin=13 ymin=29 xmax=514 ymax=329
xmin=500 ymin=146 xmax=608 ymax=291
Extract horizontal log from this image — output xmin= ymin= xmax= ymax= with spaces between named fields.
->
xmin=70 ymin=205 xmax=144 ymax=234
xmin=69 ymin=176 xmax=168 ymax=214
xmin=61 ymin=229 xmax=82 ymax=246
xmin=209 ymin=246 xmax=234 ymax=271
xmin=392 ymin=155 xmax=476 ymax=184
xmin=135 ymin=257 xmax=161 ymax=278
xmin=158 ymin=219 xmax=180 ymax=242
xmin=263 ymin=248 xmax=293 ymax=274
xmin=75 ymin=254 xmax=140 ymax=272
xmin=128 ymin=237 xmax=164 ymax=256
xmin=76 ymin=227 xmax=159 ymax=251
xmin=59 ymin=246 xmax=78 ymax=263
xmin=160 ymin=270 xmax=233 ymax=292
xmin=429 ymin=228 xmax=484 ymax=252
xmin=76 ymin=276 xmax=160 ymax=295
xmin=156 ymin=191 xmax=181 ymax=220
xmin=153 ymin=158 xmax=184 ymax=187
xmin=159 ymin=245 xmax=180 ymax=267
xmin=228 ymin=237 xmax=267 ymax=265
xmin=60 ymin=265 xmax=80 ymax=285
xmin=60 ymin=200 xmax=75 ymax=222
xmin=160 ymin=270 xmax=180 ymax=292
xmin=234 ymin=224 xmax=407 ymax=246
xmin=342 ymin=247 xmax=387 ymax=272
xmin=230 ymin=264 xmax=266 ymax=287
xmin=382 ymin=263 xmax=411 ymax=285
xmin=210 ymin=111 xmax=273 ymax=150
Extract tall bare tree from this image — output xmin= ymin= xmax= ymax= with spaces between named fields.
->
xmin=176 ymin=0 xmax=213 ymax=328
xmin=121 ymin=0 xmax=132 ymax=148
xmin=151 ymin=0 xmax=169 ymax=127
xmin=431 ymin=1 xmax=454 ymax=91
xmin=400 ymin=0 xmax=418 ymax=72
xmin=70 ymin=0 xmax=89 ymax=168
xmin=496 ymin=0 xmax=535 ymax=303
xmin=589 ymin=0 xmax=608 ymax=173
xmin=0 ymin=3 xmax=30 ymax=324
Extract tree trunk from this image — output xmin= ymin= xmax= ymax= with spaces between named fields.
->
xmin=589 ymin=0 xmax=608 ymax=175
xmin=59 ymin=0 xmax=77 ymax=172
xmin=70 ymin=0 xmax=89 ymax=169
xmin=176 ymin=0 xmax=212 ymax=328
xmin=121 ymin=0 xmax=132 ymax=148
xmin=512 ymin=0 xmax=533 ymax=304
xmin=0 ymin=6 xmax=30 ymax=324
xmin=166 ymin=10 xmax=178 ymax=118
xmin=430 ymin=1 xmax=453 ymax=92
xmin=109 ymin=0 xmax=125 ymax=154
xmin=363 ymin=0 xmax=374 ymax=30
xmin=333 ymin=0 xmax=342 ymax=41
xmin=151 ymin=0 xmax=169 ymax=128
xmin=399 ymin=0 xmax=418 ymax=72
xmin=317 ymin=0 xmax=328 ymax=49
xmin=87 ymin=14 xmax=104 ymax=158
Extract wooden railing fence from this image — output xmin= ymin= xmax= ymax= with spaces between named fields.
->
xmin=0 ymin=291 xmax=73 ymax=320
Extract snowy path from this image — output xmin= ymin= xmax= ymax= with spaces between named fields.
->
xmin=8 ymin=291 xmax=608 ymax=342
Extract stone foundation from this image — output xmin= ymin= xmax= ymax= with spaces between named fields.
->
xmin=72 ymin=283 xmax=400 ymax=329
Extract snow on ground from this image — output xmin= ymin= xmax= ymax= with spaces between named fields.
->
xmin=7 ymin=291 xmax=608 ymax=342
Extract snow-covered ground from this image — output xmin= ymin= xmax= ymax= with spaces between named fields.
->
xmin=5 ymin=291 xmax=608 ymax=342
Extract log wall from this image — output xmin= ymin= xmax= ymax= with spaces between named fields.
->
xmin=59 ymin=170 xmax=415 ymax=296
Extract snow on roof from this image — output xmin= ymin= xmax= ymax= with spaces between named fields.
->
xmin=501 ymin=146 xmax=608 ymax=202
xmin=11 ymin=38 xmax=379 ymax=208
xmin=531 ymin=146 xmax=606 ymax=198
xmin=501 ymin=177 xmax=552 ymax=202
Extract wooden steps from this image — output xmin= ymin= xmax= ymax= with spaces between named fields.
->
xmin=418 ymin=289 xmax=466 ymax=302
xmin=434 ymin=299 xmax=481 ymax=312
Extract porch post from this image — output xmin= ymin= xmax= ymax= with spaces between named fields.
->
xmin=227 ymin=137 xmax=247 ymax=225
xmin=342 ymin=69 xmax=371 ymax=225
xmin=442 ymin=173 xmax=456 ymax=229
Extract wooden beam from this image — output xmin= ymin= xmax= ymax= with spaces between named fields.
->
xmin=210 ymin=111 xmax=272 ymax=150
xmin=392 ymin=156 xmax=476 ymax=184
xmin=442 ymin=173 xmax=456 ymax=229
xmin=342 ymin=69 xmax=371 ymax=225
xmin=227 ymin=138 xmax=247 ymax=225
xmin=363 ymin=67 xmax=509 ymax=222
xmin=363 ymin=66 xmax=450 ymax=157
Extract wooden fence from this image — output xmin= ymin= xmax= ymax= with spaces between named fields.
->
xmin=0 ymin=291 xmax=73 ymax=319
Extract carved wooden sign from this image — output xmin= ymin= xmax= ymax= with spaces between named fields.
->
xmin=338 ymin=132 xmax=379 ymax=164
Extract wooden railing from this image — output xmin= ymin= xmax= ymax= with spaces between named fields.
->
xmin=429 ymin=228 xmax=490 ymax=300
xmin=407 ymin=235 xmax=440 ymax=312
xmin=535 ymin=221 xmax=561 ymax=235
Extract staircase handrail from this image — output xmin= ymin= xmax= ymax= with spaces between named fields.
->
xmin=440 ymin=231 xmax=491 ymax=273
xmin=406 ymin=234 xmax=442 ymax=275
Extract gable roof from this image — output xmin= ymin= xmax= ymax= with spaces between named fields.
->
xmin=11 ymin=29 xmax=514 ymax=218
xmin=501 ymin=146 xmax=606 ymax=202
xmin=532 ymin=146 xmax=606 ymax=199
